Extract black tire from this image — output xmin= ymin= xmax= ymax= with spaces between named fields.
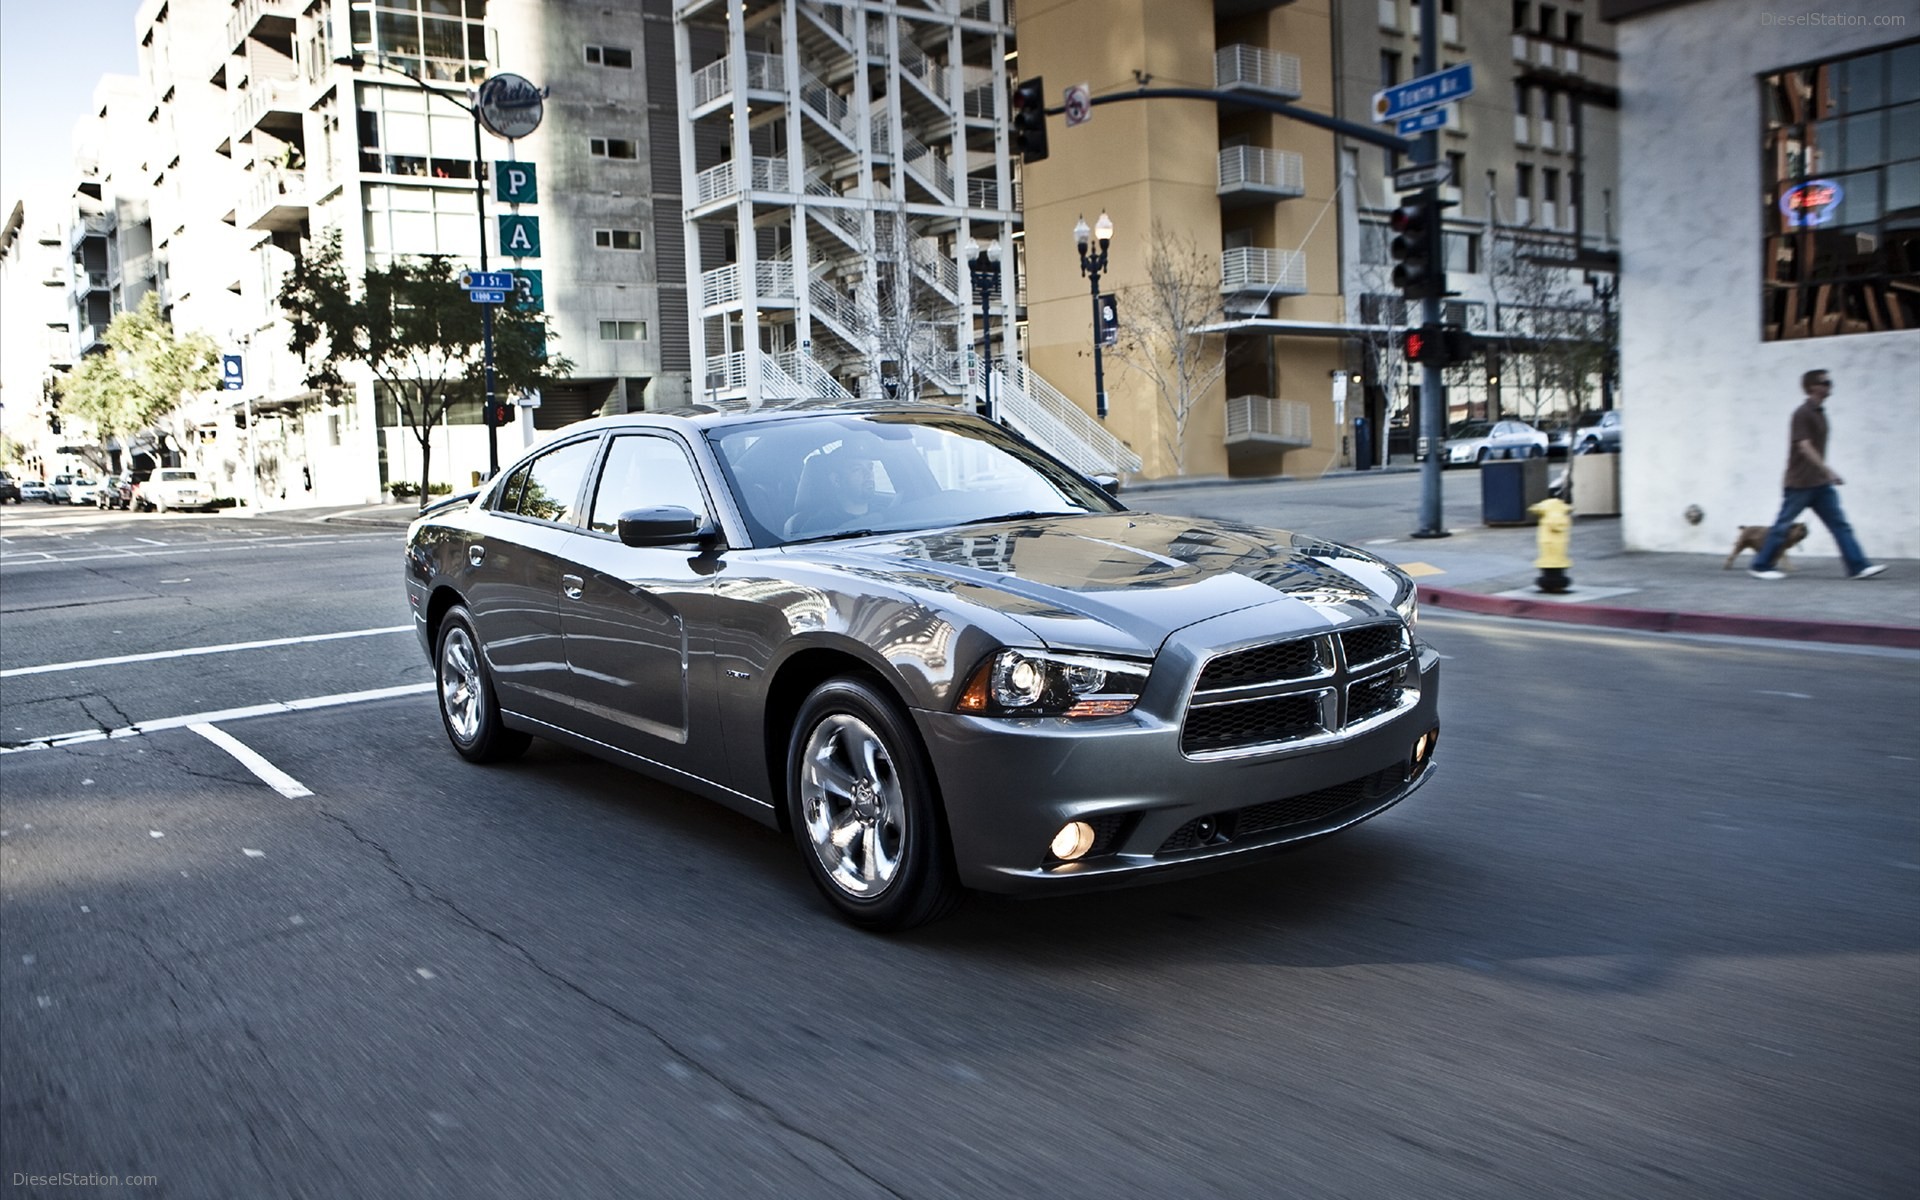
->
xmin=1529 ymin=445 xmax=1544 ymax=458
xmin=1475 ymin=447 xmax=1489 ymax=465
xmin=434 ymin=606 xmax=531 ymax=764
xmin=786 ymin=676 xmax=961 ymax=931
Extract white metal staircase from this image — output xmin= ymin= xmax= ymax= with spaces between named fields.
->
xmin=984 ymin=360 xmax=1143 ymax=477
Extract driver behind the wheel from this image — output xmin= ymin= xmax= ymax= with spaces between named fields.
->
xmin=787 ymin=448 xmax=886 ymax=537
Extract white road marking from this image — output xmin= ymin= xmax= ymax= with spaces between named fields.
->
xmin=150 ymin=830 xmax=165 ymax=838
xmin=0 ymin=682 xmax=433 ymax=755
xmin=188 ymin=723 xmax=314 ymax=798
xmin=415 ymin=968 xmax=436 ymax=980
xmin=2 ymin=625 xmax=412 ymax=678
xmin=243 ymin=849 xmax=265 ymax=858
xmin=133 ymin=537 xmax=167 ymax=546
xmin=1757 ymin=690 xmax=1814 ymax=699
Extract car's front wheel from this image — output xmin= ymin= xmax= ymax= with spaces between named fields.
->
xmin=786 ymin=676 xmax=961 ymax=931
xmin=435 ymin=606 xmax=530 ymax=764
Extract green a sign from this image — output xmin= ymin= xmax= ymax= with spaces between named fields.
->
xmin=499 ymin=215 xmax=541 ymax=258
xmin=496 ymin=160 xmax=538 ymax=204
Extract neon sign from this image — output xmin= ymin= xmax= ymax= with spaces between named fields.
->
xmin=1779 ymin=179 xmax=1843 ymax=228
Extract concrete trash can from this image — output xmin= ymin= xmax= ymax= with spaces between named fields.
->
xmin=1571 ymin=452 xmax=1620 ymax=516
xmin=1482 ymin=456 xmax=1551 ymax=525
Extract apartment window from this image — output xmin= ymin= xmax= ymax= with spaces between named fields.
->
xmin=1515 ymin=83 xmax=1532 ymax=141
xmin=585 ymin=44 xmax=633 ymax=69
xmin=1513 ymin=1 xmax=1529 ymax=32
xmin=1541 ymin=91 xmax=1558 ymax=149
xmin=1761 ymin=38 xmax=1920 ymax=339
xmin=1447 ymin=152 xmax=1466 ymax=191
xmin=1538 ymin=4 xmax=1556 ymax=38
xmin=590 ymin=137 xmax=639 ymax=160
xmin=1443 ymin=231 xmax=1479 ymax=274
xmin=1564 ymin=14 xmax=1582 ymax=46
xmin=347 ymin=1 xmax=488 ymax=84
xmin=357 ymin=83 xmax=479 ymax=178
xmin=600 ymin=320 xmax=648 ymax=341
xmin=1441 ymin=0 xmax=1459 ymax=45
xmin=595 ymin=229 xmax=645 ymax=251
xmin=1515 ymin=163 xmax=1534 ymax=225
xmin=1380 ymin=50 xmax=1401 ymax=89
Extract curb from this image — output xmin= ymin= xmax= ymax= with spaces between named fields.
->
xmin=1419 ymin=585 xmax=1920 ymax=650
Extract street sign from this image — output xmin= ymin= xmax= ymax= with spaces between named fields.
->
xmin=1063 ymin=82 xmax=1092 ymax=127
xmin=461 ymin=271 xmax=515 ymax=291
xmin=1395 ymin=107 xmax=1450 ymax=137
xmin=496 ymin=161 xmax=538 ymax=205
xmin=1393 ymin=160 xmax=1453 ymax=192
xmin=1371 ymin=62 xmax=1474 ymax=123
xmin=512 ymin=388 xmax=542 ymax=409
xmin=222 ymin=354 xmax=244 ymax=391
xmin=468 ymin=289 xmax=508 ymax=304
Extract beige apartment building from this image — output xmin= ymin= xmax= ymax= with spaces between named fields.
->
xmin=1018 ymin=0 xmax=1344 ymax=479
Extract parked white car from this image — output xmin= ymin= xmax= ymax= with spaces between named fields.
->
xmin=1444 ymin=419 xmax=1548 ymax=467
xmin=52 ymin=475 xmax=102 ymax=505
xmin=134 ymin=468 xmax=216 ymax=513
xmin=19 ymin=478 xmax=52 ymax=503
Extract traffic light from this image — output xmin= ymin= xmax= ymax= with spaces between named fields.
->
xmin=485 ymin=399 xmax=513 ymax=428
xmin=1011 ymin=76 xmax=1048 ymax=163
xmin=1401 ymin=323 xmax=1476 ymax=368
xmin=1388 ymin=194 xmax=1451 ymax=301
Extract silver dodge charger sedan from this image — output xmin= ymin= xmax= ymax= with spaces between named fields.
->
xmin=405 ymin=404 xmax=1439 ymax=930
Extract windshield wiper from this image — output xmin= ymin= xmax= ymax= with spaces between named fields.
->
xmin=953 ymin=509 xmax=1082 ymax=527
xmin=784 ymin=528 xmax=889 ymax=545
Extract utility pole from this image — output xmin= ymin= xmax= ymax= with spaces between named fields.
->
xmin=1411 ymin=0 xmax=1449 ymax=540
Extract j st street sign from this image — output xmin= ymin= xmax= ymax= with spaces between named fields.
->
xmin=1372 ymin=62 xmax=1474 ymax=123
xmin=461 ymin=271 xmax=516 ymax=291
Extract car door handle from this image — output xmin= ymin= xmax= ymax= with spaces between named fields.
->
xmin=468 ymin=544 xmax=486 ymax=567
xmin=561 ymin=574 xmax=584 ymax=601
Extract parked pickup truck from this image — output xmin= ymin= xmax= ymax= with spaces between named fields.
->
xmin=134 ymin=468 xmax=217 ymax=513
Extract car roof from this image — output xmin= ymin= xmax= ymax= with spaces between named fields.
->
xmin=555 ymin=399 xmax=979 ymax=437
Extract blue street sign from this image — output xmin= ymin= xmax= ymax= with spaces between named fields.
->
xmin=222 ymin=354 xmax=244 ymax=391
xmin=469 ymin=289 xmax=508 ymax=304
xmin=1372 ymin=62 xmax=1474 ymax=124
xmin=461 ymin=270 xmax=516 ymax=291
xmin=1396 ymin=107 xmax=1450 ymax=136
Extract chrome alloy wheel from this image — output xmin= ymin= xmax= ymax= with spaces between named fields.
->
xmin=799 ymin=713 xmax=906 ymax=898
xmin=439 ymin=624 xmax=483 ymax=745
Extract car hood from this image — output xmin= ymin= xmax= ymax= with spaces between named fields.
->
xmin=804 ymin=512 xmax=1408 ymax=656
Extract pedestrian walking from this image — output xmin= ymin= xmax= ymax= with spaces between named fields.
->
xmin=1750 ymin=369 xmax=1886 ymax=581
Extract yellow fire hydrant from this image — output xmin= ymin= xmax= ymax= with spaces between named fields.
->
xmin=1529 ymin=497 xmax=1573 ymax=594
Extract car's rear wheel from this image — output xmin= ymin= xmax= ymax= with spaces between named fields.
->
xmin=435 ymin=606 xmax=530 ymax=764
xmin=786 ymin=677 xmax=961 ymax=931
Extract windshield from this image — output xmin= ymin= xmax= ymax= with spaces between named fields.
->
xmin=1448 ymin=421 xmax=1493 ymax=438
xmin=708 ymin=411 xmax=1124 ymax=547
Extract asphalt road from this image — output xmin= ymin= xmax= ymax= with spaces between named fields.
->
xmin=3 ymin=504 xmax=1915 ymax=1199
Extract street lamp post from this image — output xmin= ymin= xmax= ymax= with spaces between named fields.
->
xmin=963 ymin=236 xmax=1003 ymax=422
xmin=1074 ymin=212 xmax=1114 ymax=418
xmin=1586 ymin=271 xmax=1617 ymax=413
xmin=335 ymin=51 xmax=502 ymax=477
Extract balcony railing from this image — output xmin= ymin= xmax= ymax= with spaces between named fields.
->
xmin=1214 ymin=44 xmax=1302 ymax=101
xmin=693 ymin=156 xmax=790 ymax=206
xmin=1217 ymin=146 xmax=1305 ymax=200
xmin=700 ymin=259 xmax=797 ymax=309
xmin=241 ymin=168 xmax=308 ymax=232
xmin=691 ymin=50 xmax=784 ymax=110
xmin=228 ymin=0 xmax=298 ymax=52
xmin=234 ymin=79 xmax=300 ymax=133
xmin=72 ymin=269 xmax=111 ymax=295
xmin=68 ymin=213 xmax=113 ymax=252
xmin=1221 ymin=247 xmax=1307 ymax=297
xmin=1225 ymin=396 xmax=1312 ymax=448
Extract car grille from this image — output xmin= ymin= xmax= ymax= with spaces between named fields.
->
xmin=1158 ymin=764 xmax=1409 ymax=853
xmin=1180 ymin=622 xmax=1413 ymax=756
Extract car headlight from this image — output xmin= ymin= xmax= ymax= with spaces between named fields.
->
xmin=956 ymin=649 xmax=1150 ymax=718
xmin=1393 ymin=582 xmax=1419 ymax=631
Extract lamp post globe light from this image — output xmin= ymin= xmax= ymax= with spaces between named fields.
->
xmin=963 ymin=236 xmax=1003 ymax=422
xmin=1074 ymin=211 xmax=1114 ymax=418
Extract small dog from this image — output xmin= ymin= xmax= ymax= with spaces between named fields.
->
xmin=1724 ymin=521 xmax=1808 ymax=569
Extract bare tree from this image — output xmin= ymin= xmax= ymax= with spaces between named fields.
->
xmin=1486 ymin=230 xmax=1607 ymax=425
xmin=1107 ymin=222 xmax=1230 ymax=476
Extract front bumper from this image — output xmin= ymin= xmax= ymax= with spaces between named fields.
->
xmin=918 ymin=644 xmax=1440 ymax=895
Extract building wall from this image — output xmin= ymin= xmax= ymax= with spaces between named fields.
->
xmin=1019 ymin=0 xmax=1345 ymax=480
xmin=1613 ymin=0 xmax=1920 ymax=559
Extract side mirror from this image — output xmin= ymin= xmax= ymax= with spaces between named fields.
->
xmin=617 ymin=505 xmax=716 ymax=547
xmin=1090 ymin=474 xmax=1121 ymax=496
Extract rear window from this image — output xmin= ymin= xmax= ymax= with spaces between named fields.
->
xmin=157 ymin=469 xmax=199 ymax=481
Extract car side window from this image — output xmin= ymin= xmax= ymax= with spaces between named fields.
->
xmin=588 ymin=435 xmax=708 ymax=534
xmin=512 ymin=438 xmax=600 ymax=525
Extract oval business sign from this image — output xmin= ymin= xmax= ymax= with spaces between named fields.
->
xmin=475 ymin=73 xmax=545 ymax=140
xmin=1779 ymin=179 xmax=1842 ymax=229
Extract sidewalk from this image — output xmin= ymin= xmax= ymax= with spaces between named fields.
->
xmin=283 ymin=478 xmax=1920 ymax=649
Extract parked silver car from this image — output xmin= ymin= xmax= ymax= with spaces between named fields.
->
xmin=405 ymin=404 xmax=1440 ymax=929
xmin=1571 ymin=409 xmax=1623 ymax=454
xmin=1444 ymin=419 xmax=1548 ymax=466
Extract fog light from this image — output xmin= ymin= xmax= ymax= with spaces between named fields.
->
xmin=1050 ymin=821 xmax=1096 ymax=861
xmin=1412 ymin=728 xmax=1438 ymax=769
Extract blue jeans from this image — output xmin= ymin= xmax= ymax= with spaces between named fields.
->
xmin=1754 ymin=484 xmax=1871 ymax=574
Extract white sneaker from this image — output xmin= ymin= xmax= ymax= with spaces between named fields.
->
xmin=1749 ymin=568 xmax=1786 ymax=580
xmin=1851 ymin=564 xmax=1887 ymax=579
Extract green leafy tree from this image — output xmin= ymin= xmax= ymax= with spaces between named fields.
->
xmin=55 ymin=293 xmax=222 ymax=471
xmin=277 ymin=230 xmax=570 ymax=508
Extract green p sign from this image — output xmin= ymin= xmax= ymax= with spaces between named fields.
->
xmin=499 ymin=215 xmax=541 ymax=258
xmin=496 ymin=160 xmax=538 ymax=205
